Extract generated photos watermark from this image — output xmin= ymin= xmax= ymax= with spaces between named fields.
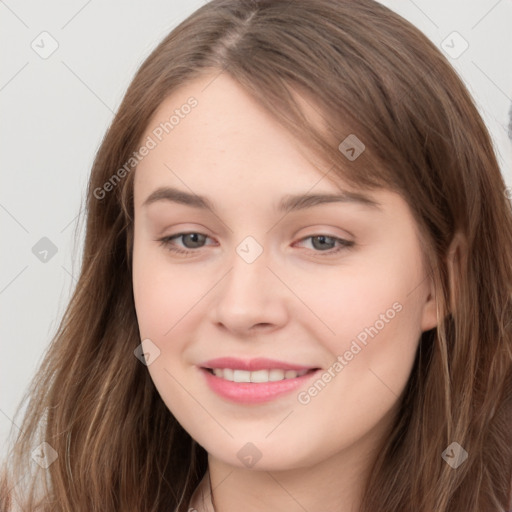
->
xmin=93 ymin=96 xmax=198 ymax=200
xmin=297 ymin=301 xmax=403 ymax=405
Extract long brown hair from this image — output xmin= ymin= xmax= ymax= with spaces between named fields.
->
xmin=2 ymin=0 xmax=511 ymax=510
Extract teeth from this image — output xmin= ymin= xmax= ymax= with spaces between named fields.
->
xmin=235 ymin=370 xmax=251 ymax=383
xmin=210 ymin=368 xmax=310 ymax=382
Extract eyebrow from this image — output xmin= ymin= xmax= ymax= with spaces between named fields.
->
xmin=142 ymin=186 xmax=382 ymax=213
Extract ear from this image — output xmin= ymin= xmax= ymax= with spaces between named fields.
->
xmin=420 ymin=267 xmax=438 ymax=333
xmin=420 ymin=230 xmax=466 ymax=332
xmin=445 ymin=230 xmax=467 ymax=318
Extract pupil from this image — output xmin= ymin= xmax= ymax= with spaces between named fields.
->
xmin=186 ymin=233 xmax=203 ymax=248
xmin=314 ymin=235 xmax=332 ymax=250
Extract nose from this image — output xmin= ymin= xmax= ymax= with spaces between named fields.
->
xmin=208 ymin=244 xmax=289 ymax=336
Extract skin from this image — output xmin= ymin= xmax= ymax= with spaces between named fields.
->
xmin=131 ymin=72 xmax=438 ymax=512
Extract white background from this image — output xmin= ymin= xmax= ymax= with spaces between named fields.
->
xmin=1 ymin=0 xmax=511 ymax=458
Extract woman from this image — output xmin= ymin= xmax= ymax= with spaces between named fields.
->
xmin=2 ymin=0 xmax=511 ymax=510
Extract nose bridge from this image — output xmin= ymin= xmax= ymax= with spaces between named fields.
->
xmin=226 ymin=235 xmax=270 ymax=298
xmin=210 ymin=235 xmax=287 ymax=331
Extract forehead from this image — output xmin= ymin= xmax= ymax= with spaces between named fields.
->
xmin=131 ymin=72 xmax=405 ymax=225
xmin=133 ymin=73 xmax=338 ymax=200
xmin=129 ymin=75 xmax=421 ymax=246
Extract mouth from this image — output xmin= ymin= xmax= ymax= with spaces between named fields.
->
xmin=199 ymin=366 xmax=322 ymax=404
xmin=201 ymin=367 xmax=320 ymax=383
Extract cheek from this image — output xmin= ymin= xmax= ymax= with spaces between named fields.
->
xmin=133 ymin=262 xmax=203 ymax=342
xmin=132 ymin=232 xmax=207 ymax=333
xmin=300 ymin=248 xmax=425 ymax=384
xmin=132 ymin=245 xmax=208 ymax=412
xmin=301 ymin=259 xmax=424 ymax=425
xmin=293 ymin=260 xmax=414 ymax=346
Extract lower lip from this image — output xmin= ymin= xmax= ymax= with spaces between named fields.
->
xmin=200 ymin=367 xmax=320 ymax=404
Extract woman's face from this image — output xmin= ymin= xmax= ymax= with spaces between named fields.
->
xmin=132 ymin=72 xmax=438 ymax=471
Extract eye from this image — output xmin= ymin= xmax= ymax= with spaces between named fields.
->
xmin=157 ymin=232 xmax=354 ymax=257
xmin=158 ymin=232 xmax=214 ymax=255
xmin=294 ymin=235 xmax=354 ymax=255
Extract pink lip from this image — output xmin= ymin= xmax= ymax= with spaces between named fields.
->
xmin=200 ymin=358 xmax=321 ymax=404
xmin=200 ymin=357 xmax=317 ymax=372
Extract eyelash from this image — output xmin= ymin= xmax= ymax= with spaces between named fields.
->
xmin=157 ymin=232 xmax=355 ymax=257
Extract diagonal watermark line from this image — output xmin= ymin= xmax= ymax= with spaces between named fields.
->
xmin=265 ymin=266 xmax=336 ymax=335
xmin=0 ymin=408 xmax=24 ymax=433
xmin=405 ymin=260 xmax=439 ymax=298
xmin=471 ymin=61 xmax=512 ymax=104
xmin=164 ymin=163 xmax=233 ymax=233
xmin=163 ymin=367 xmax=234 ymax=438
xmin=0 ymin=0 xmax=29 ymax=28
xmin=405 ymin=273 xmax=430 ymax=298
xmin=61 ymin=61 xmax=115 ymax=114
xmin=61 ymin=265 xmax=79 ymax=284
xmin=163 ymin=268 xmax=234 ymax=337
xmin=471 ymin=0 xmax=504 ymax=30
xmin=0 ymin=202 xmax=29 ymax=233
xmin=0 ymin=62 xmax=29 ymax=92
xmin=368 ymin=367 xmax=399 ymax=398
xmin=407 ymin=0 xmax=439 ymax=29
xmin=0 ymin=265 xmax=28 ymax=295
xmin=200 ymin=66 xmax=226 ymax=94
xmin=161 ymin=162 xmax=337 ymax=338
xmin=61 ymin=0 xmax=93 ymax=29
xmin=204 ymin=468 xmax=235 ymax=507
xmin=265 ymin=409 xmax=294 ymax=438
xmin=60 ymin=205 xmax=84 ymax=233
xmin=265 ymin=472 xmax=310 ymax=512
xmin=265 ymin=164 xmax=336 ymax=234
xmin=7 ymin=474 xmax=28 ymax=501
xmin=60 ymin=214 xmax=79 ymax=234
xmin=61 ymin=265 xmax=96 ymax=303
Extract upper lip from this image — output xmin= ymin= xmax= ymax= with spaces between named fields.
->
xmin=200 ymin=357 xmax=319 ymax=372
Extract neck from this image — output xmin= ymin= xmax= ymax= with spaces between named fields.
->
xmin=202 ymin=439 xmax=380 ymax=512
xmin=193 ymin=397 xmax=398 ymax=512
